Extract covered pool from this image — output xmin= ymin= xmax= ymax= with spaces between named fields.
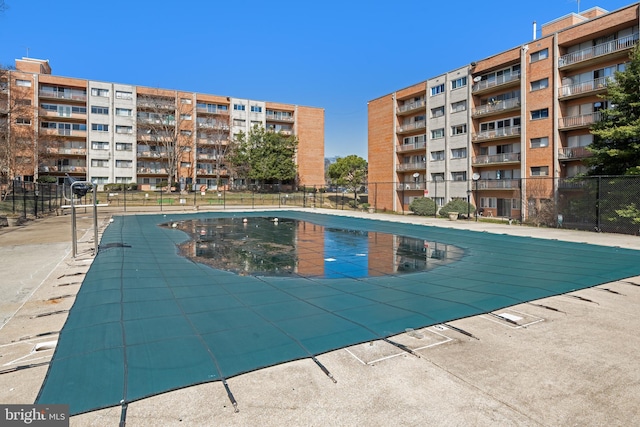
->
xmin=36 ymin=211 xmax=640 ymax=415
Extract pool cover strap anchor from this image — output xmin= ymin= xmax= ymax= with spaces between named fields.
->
xmin=312 ymin=356 xmax=337 ymax=383
xmin=119 ymin=402 xmax=128 ymax=427
xmin=490 ymin=312 xmax=519 ymax=326
xmin=443 ymin=323 xmax=479 ymax=340
xmin=384 ymin=338 xmax=421 ymax=358
xmin=223 ymin=379 xmax=239 ymax=413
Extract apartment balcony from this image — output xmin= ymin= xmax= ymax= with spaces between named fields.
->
xmin=265 ymin=112 xmax=294 ymax=122
xmin=38 ymin=90 xmax=86 ymax=102
xmin=137 ymin=167 xmax=168 ymax=175
xmin=472 ymin=152 xmax=520 ymax=167
xmin=397 ymin=120 xmax=426 ymax=134
xmin=197 ymin=168 xmax=228 ymax=176
xmin=197 ymin=120 xmax=230 ymax=130
xmin=137 ymin=117 xmax=175 ymax=126
xmin=267 ymin=128 xmax=293 ymax=135
xmin=396 ymin=99 xmax=426 ymax=116
xmin=136 ymin=151 xmax=167 ymax=159
xmin=196 ymin=153 xmax=219 ymax=160
xmin=40 ymin=165 xmax=87 ymax=173
xmin=472 ymin=125 xmax=521 ymax=143
xmin=39 ymin=109 xmax=86 ymax=120
xmin=397 ymin=182 xmax=427 ymax=191
xmin=40 ymin=128 xmax=87 ymax=138
xmin=197 ymin=137 xmax=229 ymax=146
xmin=196 ymin=107 xmax=229 ymax=116
xmin=476 ymin=179 xmax=520 ymax=190
xmin=558 ymin=76 xmax=610 ymax=99
xmin=396 ymin=161 xmax=426 ymax=172
xmin=472 ymin=98 xmax=520 ymax=118
xmin=558 ymin=33 xmax=639 ymax=70
xmin=558 ymin=146 xmax=593 ymax=160
xmin=397 ymin=141 xmax=426 ymax=153
xmin=471 ymin=71 xmax=521 ymax=94
xmin=558 ymin=111 xmax=602 ymax=129
xmin=137 ymin=131 xmax=173 ymax=142
xmin=45 ymin=147 xmax=86 ymax=156
xmin=136 ymin=99 xmax=175 ymax=110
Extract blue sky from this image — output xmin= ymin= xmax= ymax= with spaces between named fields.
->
xmin=0 ymin=0 xmax=634 ymax=159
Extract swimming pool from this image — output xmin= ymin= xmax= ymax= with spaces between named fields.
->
xmin=36 ymin=211 xmax=640 ymax=415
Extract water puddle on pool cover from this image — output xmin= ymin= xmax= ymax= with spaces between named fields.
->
xmin=166 ymin=217 xmax=464 ymax=278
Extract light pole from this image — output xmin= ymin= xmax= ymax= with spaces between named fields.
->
xmin=466 ymin=189 xmax=471 ymax=220
xmin=472 ymin=173 xmax=480 ymax=222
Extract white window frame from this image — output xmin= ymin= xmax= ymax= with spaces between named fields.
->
xmin=430 ymin=84 xmax=445 ymax=96
xmin=115 ymin=91 xmax=133 ymax=100
xmin=431 ymin=128 xmax=444 ymax=139
xmin=530 ymin=137 xmax=549 ymax=148
xmin=531 ymin=78 xmax=549 ymax=91
xmin=530 ymin=48 xmax=549 ymax=63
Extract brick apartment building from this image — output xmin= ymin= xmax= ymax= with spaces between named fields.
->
xmin=0 ymin=58 xmax=324 ymax=190
xmin=368 ymin=3 xmax=639 ymax=218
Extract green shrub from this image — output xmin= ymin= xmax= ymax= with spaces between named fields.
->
xmin=37 ymin=175 xmax=57 ymax=183
xmin=409 ymin=197 xmax=437 ymax=216
xmin=439 ymin=199 xmax=475 ymax=218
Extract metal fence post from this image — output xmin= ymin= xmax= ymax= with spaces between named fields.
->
xmin=596 ymin=176 xmax=602 ymax=232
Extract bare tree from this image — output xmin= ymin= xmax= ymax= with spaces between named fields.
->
xmin=136 ymin=91 xmax=190 ymax=192
xmin=524 ymin=177 xmax=556 ymax=226
xmin=0 ymin=67 xmax=37 ymax=188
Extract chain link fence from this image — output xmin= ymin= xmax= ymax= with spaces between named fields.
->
xmin=2 ymin=176 xmax=639 ymax=235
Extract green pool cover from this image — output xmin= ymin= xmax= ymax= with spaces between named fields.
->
xmin=36 ymin=211 xmax=640 ymax=415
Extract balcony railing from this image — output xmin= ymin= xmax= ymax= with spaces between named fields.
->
xmin=41 ymin=165 xmax=87 ymax=173
xmin=265 ymin=112 xmax=294 ymax=122
xmin=397 ymin=99 xmax=426 ymax=115
xmin=472 ymin=152 xmax=520 ymax=165
xmin=559 ymin=33 xmax=639 ymax=68
xmin=397 ymin=182 xmax=427 ymax=190
xmin=196 ymin=107 xmax=229 ymax=115
xmin=196 ymin=153 xmax=219 ymax=160
xmin=136 ymin=151 xmax=167 ymax=158
xmin=396 ymin=161 xmax=426 ymax=172
xmin=197 ymin=168 xmax=228 ymax=175
xmin=137 ymin=117 xmax=176 ymax=126
xmin=472 ymin=71 xmax=521 ymax=93
xmin=477 ymin=179 xmax=520 ymax=190
xmin=472 ymin=98 xmax=520 ymax=117
xmin=41 ymin=128 xmax=87 ymax=137
xmin=38 ymin=90 xmax=87 ymax=101
xmin=397 ymin=121 xmax=426 ymax=133
xmin=559 ymin=111 xmax=602 ymax=129
xmin=558 ymin=76 xmax=611 ymax=98
xmin=46 ymin=147 xmax=86 ymax=155
xmin=472 ymin=125 xmax=521 ymax=142
xmin=137 ymin=99 xmax=175 ymax=110
xmin=558 ymin=146 xmax=592 ymax=160
xmin=137 ymin=167 xmax=168 ymax=174
xmin=397 ymin=141 xmax=426 ymax=152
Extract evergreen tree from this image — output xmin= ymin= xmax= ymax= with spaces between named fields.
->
xmin=587 ymin=45 xmax=640 ymax=175
xmin=227 ymin=125 xmax=298 ymax=186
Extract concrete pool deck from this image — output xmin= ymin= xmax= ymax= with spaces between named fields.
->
xmin=1 ymin=207 xmax=639 ymax=426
